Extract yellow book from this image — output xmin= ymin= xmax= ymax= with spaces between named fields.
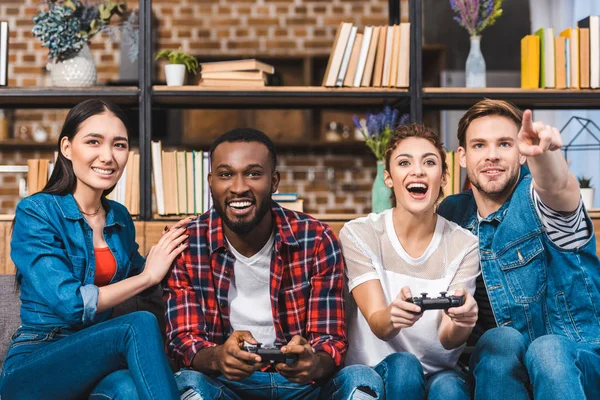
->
xmin=521 ymin=35 xmax=540 ymax=89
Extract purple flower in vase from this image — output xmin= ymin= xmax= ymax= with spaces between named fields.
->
xmin=449 ymin=0 xmax=502 ymax=37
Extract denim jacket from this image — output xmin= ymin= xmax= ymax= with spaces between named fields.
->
xmin=11 ymin=193 xmax=145 ymax=331
xmin=438 ymin=173 xmax=600 ymax=348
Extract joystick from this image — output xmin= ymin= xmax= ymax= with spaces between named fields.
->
xmin=406 ymin=291 xmax=465 ymax=311
xmin=242 ymin=343 xmax=299 ymax=366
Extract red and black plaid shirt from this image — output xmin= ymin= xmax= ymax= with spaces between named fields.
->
xmin=164 ymin=201 xmax=347 ymax=369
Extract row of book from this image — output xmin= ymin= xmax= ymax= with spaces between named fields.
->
xmin=521 ymin=16 xmax=600 ymax=89
xmin=151 ymin=141 xmax=211 ymax=216
xmin=441 ymin=151 xmax=463 ymax=199
xmin=322 ymin=22 xmax=411 ymax=88
xmin=107 ymin=151 xmax=140 ymax=216
xmin=198 ymin=59 xmax=274 ymax=88
xmin=27 ymin=159 xmax=53 ymax=196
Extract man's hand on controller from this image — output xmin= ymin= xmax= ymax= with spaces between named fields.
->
xmin=216 ymin=330 xmax=265 ymax=381
xmin=390 ymin=286 xmax=422 ymax=329
xmin=446 ymin=288 xmax=478 ymax=328
xmin=276 ymin=335 xmax=320 ymax=384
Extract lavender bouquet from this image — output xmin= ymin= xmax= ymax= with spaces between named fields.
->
xmin=449 ymin=0 xmax=503 ymax=37
xmin=353 ymin=106 xmax=410 ymax=160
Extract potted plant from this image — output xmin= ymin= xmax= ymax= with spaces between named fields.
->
xmin=155 ymin=48 xmax=199 ymax=86
xmin=578 ymin=176 xmax=595 ymax=210
xmin=32 ymin=0 xmax=131 ymax=87
xmin=352 ymin=106 xmax=409 ymax=212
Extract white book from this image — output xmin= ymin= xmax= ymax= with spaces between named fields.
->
xmin=0 ymin=21 xmax=8 ymax=86
xmin=203 ymin=152 xmax=210 ymax=213
xmin=381 ymin=26 xmax=394 ymax=87
xmin=336 ymin=26 xmax=357 ymax=87
xmin=396 ymin=23 xmax=411 ymax=88
xmin=151 ymin=141 xmax=165 ymax=215
xmin=193 ymin=150 xmax=203 ymax=214
xmin=544 ymin=28 xmax=555 ymax=88
xmin=353 ymin=26 xmax=373 ymax=87
xmin=591 ymin=16 xmax=599 ymax=88
xmin=565 ymin=38 xmax=570 ymax=88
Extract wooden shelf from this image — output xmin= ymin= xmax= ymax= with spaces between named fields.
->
xmin=0 ymin=140 xmax=56 ymax=150
xmin=423 ymin=88 xmax=600 ymax=109
xmin=152 ymin=86 xmax=410 ymax=108
xmin=0 ymin=87 xmax=139 ymax=108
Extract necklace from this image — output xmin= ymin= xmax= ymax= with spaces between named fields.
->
xmin=74 ymin=199 xmax=102 ymax=217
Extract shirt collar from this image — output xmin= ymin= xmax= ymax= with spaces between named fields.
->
xmin=54 ymin=193 xmax=124 ymax=228
xmin=208 ymin=200 xmax=300 ymax=254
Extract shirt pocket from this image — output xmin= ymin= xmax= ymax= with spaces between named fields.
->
xmin=497 ymin=236 xmax=547 ymax=303
xmin=68 ymin=254 xmax=87 ymax=281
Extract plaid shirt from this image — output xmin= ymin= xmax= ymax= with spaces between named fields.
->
xmin=164 ymin=201 xmax=347 ymax=369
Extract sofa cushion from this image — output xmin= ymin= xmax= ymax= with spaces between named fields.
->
xmin=0 ymin=275 xmax=21 ymax=371
xmin=0 ymin=276 xmax=166 ymax=370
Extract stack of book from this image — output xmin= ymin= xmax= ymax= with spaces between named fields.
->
xmin=199 ymin=59 xmax=274 ymax=88
xmin=150 ymin=141 xmax=211 ymax=216
xmin=107 ymin=151 xmax=140 ymax=216
xmin=272 ymin=193 xmax=304 ymax=212
xmin=322 ymin=22 xmax=411 ymax=88
xmin=521 ymin=16 xmax=600 ymax=89
xmin=27 ymin=159 xmax=52 ymax=196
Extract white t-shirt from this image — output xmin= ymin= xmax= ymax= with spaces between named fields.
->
xmin=227 ymin=231 xmax=277 ymax=347
xmin=340 ymin=210 xmax=480 ymax=375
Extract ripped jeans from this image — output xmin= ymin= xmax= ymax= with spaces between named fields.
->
xmin=175 ymin=364 xmax=384 ymax=400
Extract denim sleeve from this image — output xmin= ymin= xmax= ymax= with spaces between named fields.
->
xmin=125 ymin=212 xmax=146 ymax=276
xmin=11 ymin=198 xmax=96 ymax=328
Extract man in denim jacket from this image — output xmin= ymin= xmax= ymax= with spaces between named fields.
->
xmin=437 ymin=99 xmax=600 ymax=400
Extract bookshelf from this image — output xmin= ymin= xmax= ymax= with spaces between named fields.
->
xmin=3 ymin=0 xmax=600 ymax=220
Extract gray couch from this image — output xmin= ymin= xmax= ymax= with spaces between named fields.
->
xmin=0 ymin=274 xmax=167 ymax=370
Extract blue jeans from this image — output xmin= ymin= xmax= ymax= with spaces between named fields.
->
xmin=0 ymin=311 xmax=179 ymax=400
xmin=470 ymin=327 xmax=600 ymax=400
xmin=374 ymin=352 xmax=472 ymax=400
xmin=175 ymin=364 xmax=384 ymax=399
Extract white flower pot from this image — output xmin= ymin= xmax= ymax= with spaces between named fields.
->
xmin=581 ymin=188 xmax=595 ymax=210
xmin=165 ymin=64 xmax=186 ymax=86
xmin=47 ymin=44 xmax=97 ymax=87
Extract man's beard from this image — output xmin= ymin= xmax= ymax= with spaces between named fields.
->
xmin=468 ymin=165 xmax=520 ymax=201
xmin=212 ymin=195 xmax=272 ymax=236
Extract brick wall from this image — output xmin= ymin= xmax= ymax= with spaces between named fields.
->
xmin=0 ymin=0 xmax=389 ymax=214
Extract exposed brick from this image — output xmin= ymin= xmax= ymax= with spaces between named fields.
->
xmin=5 ymin=7 xmax=20 ymax=16
xmin=253 ymin=6 xmax=271 ymax=15
xmin=178 ymin=30 xmax=193 ymax=39
xmin=196 ymin=29 xmax=212 ymax=38
xmin=21 ymin=54 xmax=35 ymax=63
xmin=248 ymin=17 xmax=280 ymax=26
xmin=265 ymin=40 xmax=296 ymax=49
xmin=3 ymin=176 xmax=16 ymax=184
xmin=189 ymin=41 xmax=221 ymax=50
xmin=361 ymin=16 xmax=388 ymax=26
xmin=285 ymin=17 xmax=317 ymax=25
xmin=13 ymin=66 xmax=44 ymax=74
xmin=211 ymin=17 xmax=240 ymax=27
xmin=226 ymin=40 xmax=260 ymax=50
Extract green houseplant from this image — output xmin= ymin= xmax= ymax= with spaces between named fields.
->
xmin=32 ymin=0 xmax=129 ymax=87
xmin=155 ymin=48 xmax=199 ymax=86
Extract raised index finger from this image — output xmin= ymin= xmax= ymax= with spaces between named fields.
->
xmin=521 ymin=109 xmax=533 ymax=132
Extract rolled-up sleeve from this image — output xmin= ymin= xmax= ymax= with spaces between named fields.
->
xmin=307 ymin=227 xmax=348 ymax=367
xmin=11 ymin=198 xmax=97 ymax=328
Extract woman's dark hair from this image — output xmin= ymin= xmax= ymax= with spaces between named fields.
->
xmin=42 ymin=99 xmax=132 ymax=197
xmin=384 ymin=123 xmax=448 ymax=207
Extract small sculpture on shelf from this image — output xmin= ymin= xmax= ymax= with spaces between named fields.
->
xmin=32 ymin=0 xmax=134 ymax=87
xmin=155 ymin=48 xmax=199 ymax=87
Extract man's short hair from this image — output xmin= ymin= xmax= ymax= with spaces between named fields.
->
xmin=457 ymin=99 xmax=523 ymax=148
xmin=209 ymin=128 xmax=277 ymax=171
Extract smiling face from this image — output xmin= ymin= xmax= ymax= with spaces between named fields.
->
xmin=61 ymin=111 xmax=129 ymax=196
xmin=459 ymin=115 xmax=526 ymax=200
xmin=384 ymin=137 xmax=446 ymax=214
xmin=208 ymin=141 xmax=279 ymax=236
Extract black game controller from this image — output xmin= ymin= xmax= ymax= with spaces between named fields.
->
xmin=406 ymin=292 xmax=465 ymax=311
xmin=243 ymin=343 xmax=299 ymax=366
